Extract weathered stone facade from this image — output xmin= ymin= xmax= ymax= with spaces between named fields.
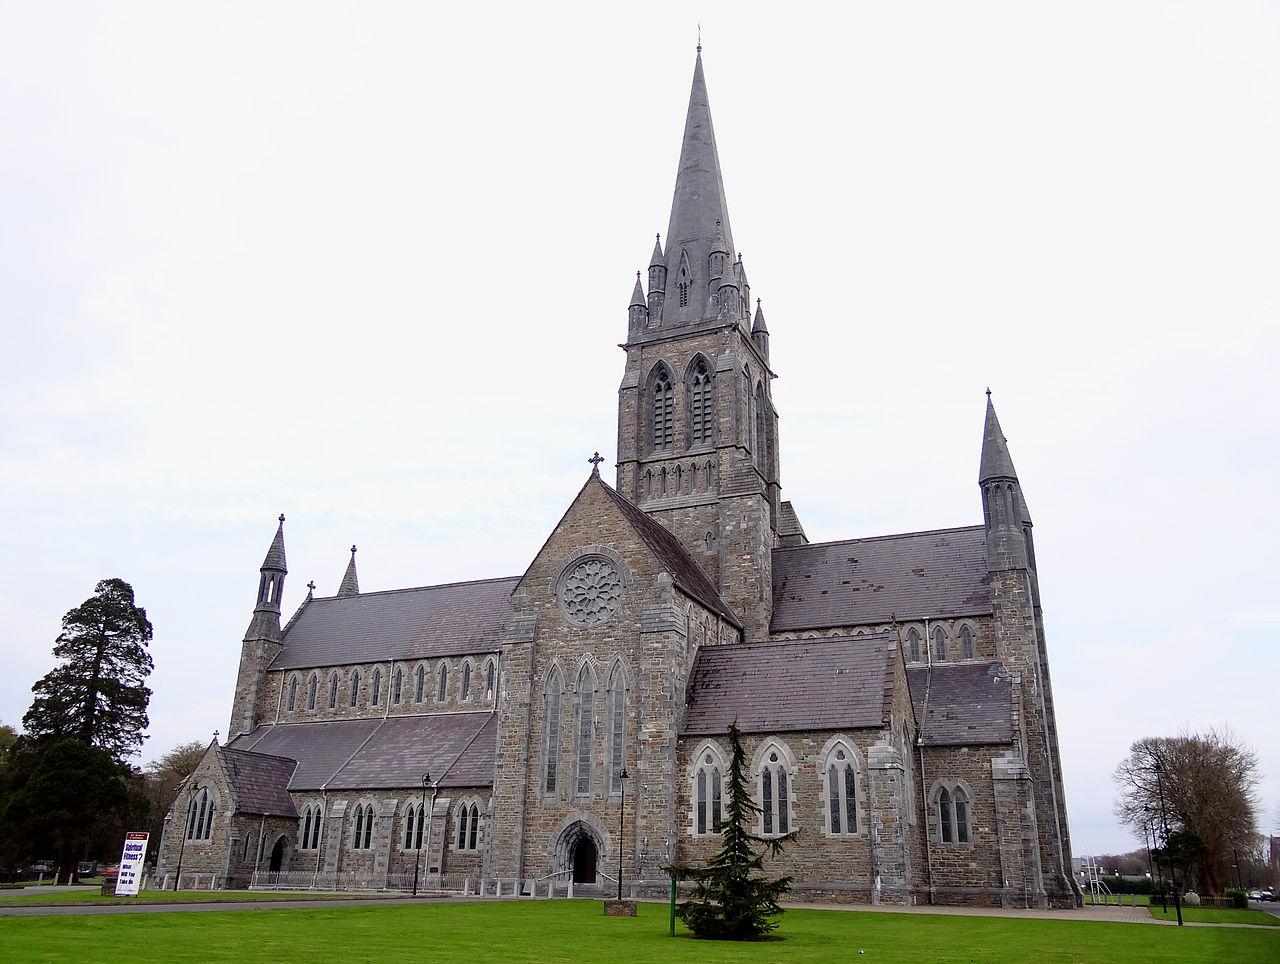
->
xmin=158 ymin=48 xmax=1077 ymax=909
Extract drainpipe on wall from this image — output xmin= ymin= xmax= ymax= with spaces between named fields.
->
xmin=315 ymin=790 xmax=326 ymax=875
xmin=254 ymin=814 xmax=266 ymax=878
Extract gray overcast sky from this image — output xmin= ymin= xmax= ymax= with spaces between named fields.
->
xmin=1 ymin=2 xmax=1276 ymax=856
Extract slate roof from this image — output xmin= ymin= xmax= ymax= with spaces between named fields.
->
xmin=219 ymin=746 xmax=298 ymax=817
xmin=599 ymin=482 xmax=741 ymax=627
xmin=269 ymin=576 xmax=517 ymax=670
xmin=229 ymin=713 xmax=496 ymax=790
xmin=907 ymin=662 xmax=1013 ymax=746
xmin=682 ymin=634 xmax=894 ymax=735
xmin=770 ymin=526 xmax=991 ymax=631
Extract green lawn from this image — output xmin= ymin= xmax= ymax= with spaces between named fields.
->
xmin=1148 ymin=904 xmax=1280 ymax=927
xmin=2 ymin=900 xmax=1278 ymax=963
xmin=0 ymin=888 xmax=386 ymax=906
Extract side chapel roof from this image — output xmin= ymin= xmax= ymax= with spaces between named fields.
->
xmin=682 ymin=634 xmax=895 ymax=735
xmin=770 ymin=526 xmax=992 ymax=631
xmin=906 ymin=662 xmax=1013 ymax=746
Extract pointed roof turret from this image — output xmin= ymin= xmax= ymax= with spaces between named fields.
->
xmin=979 ymin=392 xmax=1019 ymax=484
xmin=337 ymin=545 xmax=360 ymax=598
xmin=649 ymin=233 xmax=665 ymax=268
xmin=752 ymin=298 xmax=768 ymax=334
xmin=629 ymin=271 xmax=646 ymax=307
xmin=262 ymin=514 xmax=287 ymax=572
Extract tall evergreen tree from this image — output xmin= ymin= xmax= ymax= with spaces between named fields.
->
xmin=669 ymin=722 xmax=794 ymax=940
xmin=23 ymin=578 xmax=154 ymax=761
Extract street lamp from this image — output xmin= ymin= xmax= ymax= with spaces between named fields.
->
xmin=617 ymin=768 xmax=629 ymax=901
xmin=412 ymin=771 xmax=431 ymax=897
xmin=172 ymin=781 xmax=202 ymax=891
xmin=1154 ymin=758 xmax=1183 ymax=927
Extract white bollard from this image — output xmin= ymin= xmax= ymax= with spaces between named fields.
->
xmin=479 ymin=878 xmax=487 ymax=897
xmin=463 ymin=877 xmax=471 ymax=897
xmin=568 ymin=878 xmax=574 ymax=899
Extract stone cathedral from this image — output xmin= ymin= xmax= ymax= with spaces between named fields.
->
xmin=157 ymin=50 xmax=1079 ymax=908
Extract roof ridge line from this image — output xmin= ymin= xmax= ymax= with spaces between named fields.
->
xmin=220 ymin=746 xmax=299 ymax=765
xmin=308 ymin=575 xmax=522 ymax=601
xmin=773 ymin=524 xmax=985 ymax=552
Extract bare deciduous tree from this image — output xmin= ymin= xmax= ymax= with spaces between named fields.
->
xmin=1113 ymin=728 xmax=1259 ymax=896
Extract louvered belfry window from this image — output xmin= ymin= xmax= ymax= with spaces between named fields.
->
xmin=689 ymin=359 xmax=713 ymax=447
xmin=652 ymin=368 xmax=674 ymax=451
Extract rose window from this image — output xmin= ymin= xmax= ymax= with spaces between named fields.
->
xmin=559 ymin=557 xmax=623 ymax=626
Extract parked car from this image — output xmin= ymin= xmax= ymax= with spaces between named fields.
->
xmin=1248 ymin=890 xmax=1264 ymax=900
xmin=1260 ymin=890 xmax=1275 ymax=902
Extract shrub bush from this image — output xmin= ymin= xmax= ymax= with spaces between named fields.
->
xmin=1225 ymin=888 xmax=1249 ymax=909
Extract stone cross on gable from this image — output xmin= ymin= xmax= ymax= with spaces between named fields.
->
xmin=588 ymin=452 xmax=605 ymax=476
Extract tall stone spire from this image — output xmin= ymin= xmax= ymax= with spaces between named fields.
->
xmin=663 ymin=48 xmax=736 ymax=325
xmin=253 ymin=514 xmax=287 ymax=619
xmin=337 ymin=545 xmax=360 ymax=598
xmin=231 ymin=514 xmax=288 ymax=739
xmin=979 ymin=393 xmax=1018 ymax=484
xmin=979 ymin=394 xmax=1031 ymax=571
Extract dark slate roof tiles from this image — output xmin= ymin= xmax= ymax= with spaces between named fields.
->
xmin=771 ymin=526 xmax=991 ymax=631
xmin=229 ymin=713 xmax=496 ymax=790
xmin=906 ymin=662 xmax=1013 ymax=746
xmin=682 ymin=634 xmax=894 ymax=735
xmin=219 ymin=747 xmax=298 ymax=817
xmin=270 ymin=576 xmax=518 ymax=670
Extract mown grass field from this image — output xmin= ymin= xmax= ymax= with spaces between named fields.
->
xmin=0 ymin=888 xmax=381 ymax=907
xmin=2 ymin=899 xmax=1278 ymax=963
xmin=1147 ymin=904 xmax=1280 ymax=927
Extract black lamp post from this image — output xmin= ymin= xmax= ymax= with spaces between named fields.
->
xmin=412 ymin=771 xmax=431 ymax=897
xmin=617 ymin=767 xmax=629 ymax=901
xmin=172 ymin=781 xmax=202 ymax=891
xmin=1154 ymin=759 xmax=1183 ymax=926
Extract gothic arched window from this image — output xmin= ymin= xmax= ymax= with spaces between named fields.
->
xmin=287 ymin=675 xmax=299 ymax=712
xmin=307 ymin=673 xmax=318 ymax=711
xmin=328 ymin=672 xmax=339 ymax=710
xmin=349 ymin=670 xmax=360 ymax=708
xmin=404 ymin=801 xmax=425 ymax=850
xmin=959 ymin=624 xmax=974 ymax=660
xmin=687 ymin=357 xmax=714 ymax=448
xmin=461 ymin=661 xmax=472 ymax=701
xmin=543 ymin=668 xmax=563 ymax=794
xmin=825 ymin=743 xmax=859 ymax=835
xmin=693 ymin=746 xmax=724 ymax=836
xmin=574 ymin=664 xmax=596 ymax=796
xmin=650 ymin=366 xmax=674 ymax=452
xmin=607 ymin=664 xmax=626 ymax=794
xmin=414 ymin=664 xmax=425 ymax=703
xmin=468 ymin=804 xmax=479 ymax=850
xmin=759 ymin=745 xmax=791 ymax=836
xmin=391 ymin=666 xmax=403 ymax=705
xmin=906 ymin=628 xmax=921 ymax=662
xmin=351 ymin=805 xmax=366 ymax=849
xmin=485 ymin=659 xmax=496 ymax=700
xmin=186 ymin=787 xmax=216 ymax=841
xmin=371 ymin=667 xmax=383 ymax=706
xmin=933 ymin=626 xmax=948 ymax=662
xmin=754 ymin=382 xmax=767 ymax=468
xmin=934 ymin=784 xmax=972 ymax=844
xmin=456 ymin=803 xmax=470 ymax=849
xmin=437 ymin=663 xmax=449 ymax=703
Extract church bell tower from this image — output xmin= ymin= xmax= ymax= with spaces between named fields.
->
xmin=615 ymin=48 xmax=780 ymax=640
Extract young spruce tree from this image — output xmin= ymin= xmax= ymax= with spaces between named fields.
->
xmin=669 ymin=721 xmax=794 ymax=940
xmin=23 ymin=578 xmax=154 ymax=761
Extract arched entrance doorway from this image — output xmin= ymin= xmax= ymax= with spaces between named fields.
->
xmin=553 ymin=820 xmax=603 ymax=885
xmin=268 ymin=835 xmax=288 ymax=872
xmin=572 ymin=835 xmax=598 ymax=884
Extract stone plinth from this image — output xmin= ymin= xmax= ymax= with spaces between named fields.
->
xmin=604 ymin=899 xmax=638 ymax=916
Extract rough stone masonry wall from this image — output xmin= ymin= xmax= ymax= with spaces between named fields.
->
xmin=919 ymin=744 xmax=1006 ymax=906
xmin=990 ymin=567 xmax=1076 ymax=907
xmin=262 ymin=652 xmax=499 ymax=726
xmin=155 ymin=749 xmax=237 ymax=887
xmin=772 ymin=616 xmax=998 ymax=667
xmin=675 ymin=729 xmax=885 ymax=902
xmin=489 ymin=479 xmax=727 ymax=887
xmin=229 ymin=635 xmax=282 ymax=740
